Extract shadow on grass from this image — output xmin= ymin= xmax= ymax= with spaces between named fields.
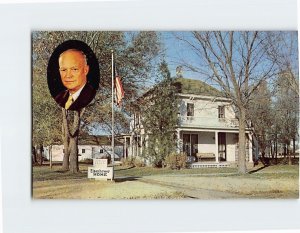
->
xmin=186 ymin=195 xmax=198 ymax=199
xmin=248 ymin=165 xmax=269 ymax=174
xmin=114 ymin=176 xmax=141 ymax=183
xmin=55 ymin=170 xmax=69 ymax=173
xmin=114 ymin=166 xmax=135 ymax=171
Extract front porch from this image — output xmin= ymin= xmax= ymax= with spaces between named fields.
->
xmin=177 ymin=129 xmax=253 ymax=163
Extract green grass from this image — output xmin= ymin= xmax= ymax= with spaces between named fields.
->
xmin=244 ymin=165 xmax=299 ymax=179
xmin=32 ymin=165 xmax=87 ymax=181
xmin=114 ymin=166 xmax=238 ymax=177
xmin=32 ymin=164 xmax=299 ymax=199
xmin=33 ymin=163 xmax=299 ymax=181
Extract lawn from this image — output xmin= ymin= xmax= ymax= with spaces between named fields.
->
xmin=32 ymin=163 xmax=299 ymax=199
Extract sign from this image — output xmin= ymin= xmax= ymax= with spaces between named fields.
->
xmin=88 ymin=167 xmax=113 ymax=180
xmin=88 ymin=159 xmax=114 ymax=181
xmin=93 ymin=158 xmax=107 ymax=168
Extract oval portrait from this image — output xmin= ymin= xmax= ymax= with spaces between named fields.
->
xmin=47 ymin=40 xmax=100 ymax=111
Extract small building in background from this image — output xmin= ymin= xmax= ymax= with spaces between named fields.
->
xmin=43 ymin=135 xmax=125 ymax=162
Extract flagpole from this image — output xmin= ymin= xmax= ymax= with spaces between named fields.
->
xmin=111 ymin=50 xmax=115 ymax=167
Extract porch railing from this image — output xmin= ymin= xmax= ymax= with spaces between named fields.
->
xmin=178 ymin=116 xmax=239 ymax=129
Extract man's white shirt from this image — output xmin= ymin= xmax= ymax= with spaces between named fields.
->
xmin=68 ymin=83 xmax=86 ymax=101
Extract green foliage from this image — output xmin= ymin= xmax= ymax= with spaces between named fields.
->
xmin=173 ymin=77 xmax=223 ymax=96
xmin=32 ymin=60 xmax=62 ymax=146
xmin=121 ymin=157 xmax=135 ymax=167
xmin=248 ymin=80 xmax=273 ymax=156
xmin=165 ymin=152 xmax=188 ymax=170
xmin=140 ymin=61 xmax=179 ymax=167
xmin=273 ymin=71 xmax=299 ymax=145
xmin=133 ymin=157 xmax=146 ymax=167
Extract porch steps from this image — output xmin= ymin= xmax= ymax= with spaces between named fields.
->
xmin=190 ymin=162 xmax=230 ymax=168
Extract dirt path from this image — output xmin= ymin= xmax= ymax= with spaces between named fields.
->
xmin=139 ymin=176 xmax=243 ymax=199
xmin=138 ymin=173 xmax=298 ymax=199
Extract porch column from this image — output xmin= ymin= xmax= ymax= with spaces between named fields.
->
xmin=124 ymin=137 xmax=127 ymax=159
xmin=215 ymin=131 xmax=219 ymax=163
xmin=129 ymin=134 xmax=134 ymax=157
xmin=139 ymin=135 xmax=143 ymax=156
xmin=248 ymin=133 xmax=253 ymax=162
xmin=176 ymin=130 xmax=181 ymax=153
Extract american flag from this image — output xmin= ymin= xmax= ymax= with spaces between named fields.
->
xmin=114 ymin=69 xmax=124 ymax=107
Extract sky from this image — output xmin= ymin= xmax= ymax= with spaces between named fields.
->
xmin=161 ymin=31 xmax=200 ymax=79
xmin=160 ymin=31 xmax=299 ymax=85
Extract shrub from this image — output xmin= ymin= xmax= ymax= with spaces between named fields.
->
xmin=121 ymin=157 xmax=146 ymax=167
xmin=165 ymin=152 xmax=187 ymax=169
xmin=134 ymin=158 xmax=146 ymax=167
xmin=151 ymin=158 xmax=164 ymax=168
xmin=177 ymin=153 xmax=187 ymax=169
xmin=80 ymin=158 xmax=93 ymax=164
xmin=165 ymin=153 xmax=177 ymax=169
xmin=121 ymin=157 xmax=135 ymax=167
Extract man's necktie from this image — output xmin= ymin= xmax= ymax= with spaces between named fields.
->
xmin=65 ymin=95 xmax=73 ymax=110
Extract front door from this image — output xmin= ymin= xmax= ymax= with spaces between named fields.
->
xmin=183 ymin=133 xmax=198 ymax=157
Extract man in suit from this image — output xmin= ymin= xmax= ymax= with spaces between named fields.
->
xmin=55 ymin=49 xmax=96 ymax=111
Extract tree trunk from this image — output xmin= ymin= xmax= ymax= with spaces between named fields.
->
xmin=39 ymin=144 xmax=44 ymax=166
xmin=32 ymin=146 xmax=37 ymax=165
xmin=61 ymin=109 xmax=81 ymax=173
xmin=62 ymin=109 xmax=70 ymax=171
xmin=288 ymin=142 xmax=292 ymax=165
xmin=293 ymin=138 xmax=296 ymax=159
xmin=49 ymin=145 xmax=53 ymax=169
xmin=284 ymin=145 xmax=287 ymax=158
xmin=275 ymin=135 xmax=278 ymax=164
xmin=69 ymin=111 xmax=80 ymax=173
xmin=238 ymin=107 xmax=247 ymax=174
xmin=271 ymin=143 xmax=274 ymax=159
xmin=69 ymin=137 xmax=79 ymax=173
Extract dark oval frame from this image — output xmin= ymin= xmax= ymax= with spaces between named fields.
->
xmin=47 ymin=39 xmax=100 ymax=110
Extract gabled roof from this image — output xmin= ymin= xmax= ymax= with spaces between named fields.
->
xmin=132 ymin=77 xmax=225 ymax=109
xmin=173 ymin=78 xmax=224 ymax=97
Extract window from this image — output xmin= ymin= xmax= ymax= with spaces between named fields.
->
xmin=218 ymin=106 xmax=225 ymax=118
xmin=100 ymin=149 xmax=104 ymax=154
xmin=82 ymin=149 xmax=85 ymax=153
xmin=187 ymin=103 xmax=194 ymax=116
xmin=134 ymin=112 xmax=140 ymax=126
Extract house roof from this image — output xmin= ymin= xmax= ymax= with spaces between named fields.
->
xmin=131 ymin=77 xmax=226 ymax=109
xmin=173 ymin=78 xmax=224 ymax=97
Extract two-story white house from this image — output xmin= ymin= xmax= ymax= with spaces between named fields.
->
xmin=128 ymin=78 xmax=253 ymax=167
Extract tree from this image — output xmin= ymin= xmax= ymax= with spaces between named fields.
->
xmin=138 ymin=61 xmax=178 ymax=167
xmin=32 ymin=50 xmax=62 ymax=166
xmin=32 ymin=31 xmax=161 ymax=172
xmin=248 ymin=80 xmax=273 ymax=163
xmin=273 ymin=72 xmax=299 ymax=165
xmin=268 ymin=32 xmax=299 ymax=164
xmin=175 ymin=31 xmax=280 ymax=173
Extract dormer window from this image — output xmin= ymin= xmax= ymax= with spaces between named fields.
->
xmin=187 ymin=103 xmax=194 ymax=116
xmin=218 ymin=106 xmax=225 ymax=118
